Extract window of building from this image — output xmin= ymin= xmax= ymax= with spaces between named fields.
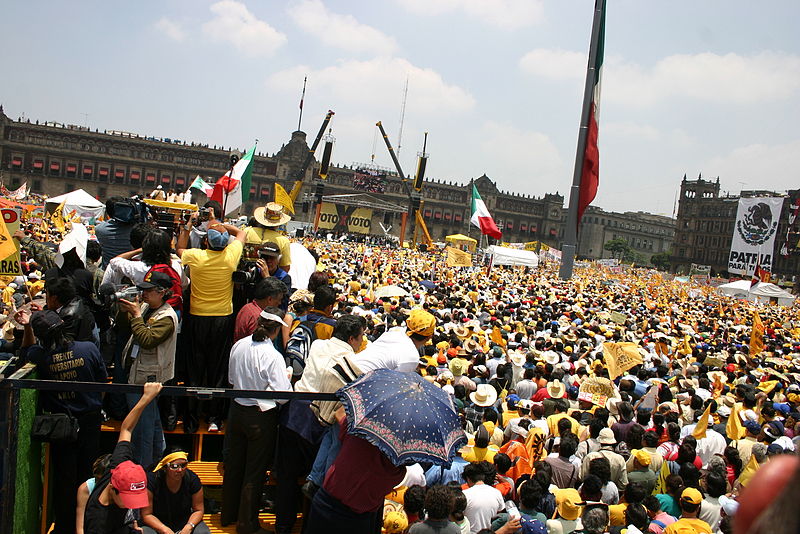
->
xmin=83 ymin=165 xmax=93 ymax=178
xmin=130 ymin=171 xmax=141 ymax=183
xmin=145 ymin=173 xmax=156 ymax=184
xmin=33 ymin=159 xmax=44 ymax=170
xmin=161 ymin=175 xmax=171 ymax=186
xmin=260 ymin=186 xmax=270 ymax=198
xmin=11 ymin=156 xmax=23 ymax=168
xmin=50 ymin=161 xmax=61 ymax=175
xmin=66 ymin=163 xmax=77 ymax=176
xmin=175 ymin=176 xmax=186 ymax=187
xmin=32 ymin=180 xmax=42 ymax=191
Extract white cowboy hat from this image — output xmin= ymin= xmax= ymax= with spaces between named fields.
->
xmin=509 ymin=350 xmax=526 ymax=367
xmin=543 ymin=350 xmax=560 ymax=366
xmin=469 ymin=384 xmax=498 ymax=407
xmin=547 ymin=381 xmax=566 ymax=399
xmin=254 ymin=201 xmax=292 ymax=227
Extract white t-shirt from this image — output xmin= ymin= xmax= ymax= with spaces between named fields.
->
xmin=463 ymin=483 xmax=504 ymax=533
xmin=349 ymin=327 xmax=420 ymax=374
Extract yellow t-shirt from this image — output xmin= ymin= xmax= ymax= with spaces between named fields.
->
xmin=245 ymin=227 xmax=291 ymax=267
xmin=181 ymin=240 xmax=243 ymax=316
xmin=546 ymin=413 xmax=580 ymax=437
xmin=462 ymin=446 xmax=498 ymax=464
xmin=608 ymin=503 xmax=628 ymax=526
xmin=664 ymin=518 xmax=713 ymax=534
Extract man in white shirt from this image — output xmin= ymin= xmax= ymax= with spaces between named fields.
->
xmin=350 ymin=308 xmax=436 ymax=374
xmin=463 ymin=462 xmax=504 ymax=533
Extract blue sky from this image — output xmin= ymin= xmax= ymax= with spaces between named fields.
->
xmin=2 ymin=1 xmax=798 ymax=215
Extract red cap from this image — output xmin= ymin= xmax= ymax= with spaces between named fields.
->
xmin=111 ymin=461 xmax=149 ymax=509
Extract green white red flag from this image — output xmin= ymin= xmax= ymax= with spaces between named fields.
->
xmin=210 ymin=145 xmax=256 ymax=215
xmin=471 ymin=184 xmax=502 ymax=239
xmin=188 ymin=175 xmax=214 ymax=196
xmin=577 ymin=0 xmax=605 ymax=223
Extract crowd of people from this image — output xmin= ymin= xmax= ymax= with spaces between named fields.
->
xmin=1 ymin=194 xmax=799 ymax=534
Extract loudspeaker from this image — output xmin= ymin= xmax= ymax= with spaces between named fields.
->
xmin=296 ymin=228 xmax=305 ymax=238
xmin=383 ymin=212 xmax=393 ymax=225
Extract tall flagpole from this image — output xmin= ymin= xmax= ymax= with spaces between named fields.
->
xmin=559 ymin=0 xmax=606 ymax=280
xmin=297 ymin=76 xmax=307 ymax=132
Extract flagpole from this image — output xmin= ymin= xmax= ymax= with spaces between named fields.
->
xmin=297 ymin=76 xmax=307 ymax=132
xmin=559 ymin=0 xmax=606 ymax=280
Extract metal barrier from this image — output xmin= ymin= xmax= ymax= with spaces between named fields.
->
xmin=0 ymin=359 xmax=338 ymax=534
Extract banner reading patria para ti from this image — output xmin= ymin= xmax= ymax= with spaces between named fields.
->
xmin=728 ymin=197 xmax=782 ymax=276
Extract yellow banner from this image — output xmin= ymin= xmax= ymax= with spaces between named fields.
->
xmin=445 ymin=246 xmax=472 ymax=267
xmin=0 ymin=209 xmax=22 ymax=276
xmin=274 ymin=183 xmax=295 ymax=214
xmin=318 ymin=203 xmax=372 ymax=234
xmin=750 ymin=312 xmax=764 ymax=356
xmin=602 ymin=342 xmax=643 ymax=380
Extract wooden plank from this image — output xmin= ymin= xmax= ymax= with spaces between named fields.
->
xmin=202 ymin=512 xmax=303 ymax=534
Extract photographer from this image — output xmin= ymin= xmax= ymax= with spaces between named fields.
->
xmin=95 ymin=197 xmax=135 ymax=268
xmin=246 ymin=202 xmax=292 ymax=272
xmin=117 ymin=271 xmax=179 ymax=469
xmin=256 ymin=242 xmax=292 ymax=292
xmin=177 ymin=212 xmax=245 ymax=433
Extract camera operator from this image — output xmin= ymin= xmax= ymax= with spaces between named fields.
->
xmin=176 ymin=212 xmax=245 ymax=434
xmin=95 ymin=197 xmax=136 ymax=269
xmin=188 ymin=200 xmax=224 ymax=249
xmin=246 ymin=202 xmax=292 ymax=272
xmin=256 ymin=242 xmax=292 ymax=290
xmin=234 ymin=277 xmax=288 ymax=343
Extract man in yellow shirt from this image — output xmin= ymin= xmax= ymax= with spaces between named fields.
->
xmin=245 ymin=202 xmax=292 ymax=271
xmin=664 ymin=488 xmax=712 ymax=534
xmin=177 ymin=216 xmax=245 ymax=433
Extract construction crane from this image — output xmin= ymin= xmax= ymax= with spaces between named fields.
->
xmin=376 ymin=121 xmax=432 ymax=248
xmin=288 ymin=110 xmax=335 ymax=203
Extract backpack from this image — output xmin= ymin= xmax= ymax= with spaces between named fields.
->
xmin=145 ymin=263 xmax=183 ymax=312
xmin=285 ymin=320 xmax=318 ymax=378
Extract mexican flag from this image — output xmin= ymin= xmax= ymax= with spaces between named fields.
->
xmin=470 ymin=184 xmax=502 ymax=239
xmin=188 ymin=175 xmax=214 ymax=196
xmin=577 ymin=0 xmax=605 ymax=223
xmin=210 ymin=145 xmax=256 ymax=215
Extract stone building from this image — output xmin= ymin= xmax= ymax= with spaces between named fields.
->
xmin=576 ymin=205 xmax=675 ymax=263
xmin=671 ymin=175 xmax=800 ymax=283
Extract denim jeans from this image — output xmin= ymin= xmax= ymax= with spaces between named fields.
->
xmin=126 ymin=392 xmax=166 ymax=469
xmin=308 ymin=422 xmax=342 ymax=486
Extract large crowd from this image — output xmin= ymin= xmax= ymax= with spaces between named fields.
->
xmin=2 ymin=194 xmax=799 ymax=534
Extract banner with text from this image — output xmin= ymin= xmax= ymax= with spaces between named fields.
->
xmin=728 ymin=197 xmax=782 ymax=276
xmin=318 ymin=203 xmax=373 ymax=234
xmin=445 ymin=246 xmax=472 ymax=267
xmin=0 ymin=209 xmax=22 ymax=276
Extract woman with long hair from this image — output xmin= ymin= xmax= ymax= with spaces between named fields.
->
xmin=141 ymin=448 xmax=208 ymax=534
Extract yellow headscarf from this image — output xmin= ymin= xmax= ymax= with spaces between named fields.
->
xmin=153 ymin=451 xmax=189 ymax=472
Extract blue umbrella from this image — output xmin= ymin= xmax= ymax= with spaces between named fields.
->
xmin=336 ymin=369 xmax=467 ymax=466
xmin=419 ymin=280 xmax=436 ymax=290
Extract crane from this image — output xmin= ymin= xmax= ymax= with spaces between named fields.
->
xmin=288 ymin=110 xmax=335 ymax=203
xmin=375 ymin=121 xmax=431 ymax=248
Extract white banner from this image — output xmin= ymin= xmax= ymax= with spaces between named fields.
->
xmin=728 ymin=197 xmax=783 ymax=276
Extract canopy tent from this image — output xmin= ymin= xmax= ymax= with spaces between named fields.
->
xmin=445 ymin=233 xmax=477 ymax=253
xmin=486 ymin=245 xmax=539 ymax=268
xmin=717 ymin=280 xmax=796 ymax=306
xmin=45 ymin=189 xmax=105 ymax=220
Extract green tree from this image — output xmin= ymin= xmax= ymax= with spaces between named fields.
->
xmin=603 ymin=237 xmax=631 ymax=260
xmin=650 ymin=251 xmax=672 ymax=271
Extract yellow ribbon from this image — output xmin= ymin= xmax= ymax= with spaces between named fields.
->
xmin=153 ymin=451 xmax=189 ymax=472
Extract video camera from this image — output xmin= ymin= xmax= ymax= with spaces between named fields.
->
xmin=98 ymin=283 xmax=140 ymax=308
xmin=112 ymin=197 xmax=149 ymax=224
xmin=232 ymin=244 xmax=270 ymax=285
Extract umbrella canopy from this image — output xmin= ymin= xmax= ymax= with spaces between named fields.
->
xmin=419 ymin=280 xmax=436 ymax=290
xmin=337 ymin=369 xmax=467 ymax=466
xmin=374 ymin=285 xmax=409 ymax=298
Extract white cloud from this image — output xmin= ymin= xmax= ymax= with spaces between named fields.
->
xmin=268 ymin=57 xmax=475 ymax=115
xmin=704 ymin=139 xmax=800 ymax=192
xmin=478 ymin=120 xmax=564 ymax=189
xmin=287 ymin=0 xmax=397 ymax=55
xmin=519 ymin=49 xmax=800 ymax=107
xmin=202 ymin=0 xmax=287 ymax=57
xmin=519 ymin=48 xmax=586 ymax=80
xmin=154 ymin=17 xmax=186 ymax=42
xmin=397 ymin=0 xmax=544 ymax=30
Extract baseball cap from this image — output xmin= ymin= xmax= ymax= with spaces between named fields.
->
xmin=763 ymin=420 xmax=784 ymax=440
xmin=520 ymin=515 xmax=547 ymax=534
xmin=506 ymin=394 xmax=520 ymax=409
xmin=259 ymin=242 xmax=281 ymax=257
xmin=743 ymin=420 xmax=761 ymax=435
xmin=110 ymin=460 xmax=149 ymax=509
xmin=206 ymin=224 xmax=229 ymax=250
xmin=553 ymin=488 xmax=582 ymax=521
xmin=30 ymin=310 xmax=64 ymax=340
xmin=136 ymin=271 xmax=172 ymax=291
xmin=680 ymin=487 xmax=703 ymax=505
xmin=383 ymin=511 xmax=408 ymax=534
xmin=633 ymin=449 xmax=651 ymax=466
xmin=406 ymin=309 xmax=436 ymax=337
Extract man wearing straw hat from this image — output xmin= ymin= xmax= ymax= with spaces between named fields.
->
xmin=246 ymin=202 xmax=292 ymax=272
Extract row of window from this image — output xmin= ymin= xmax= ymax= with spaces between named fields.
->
xmin=587 ymin=215 xmax=673 ymax=236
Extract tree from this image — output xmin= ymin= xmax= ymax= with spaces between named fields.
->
xmin=650 ymin=251 xmax=672 ymax=271
xmin=603 ymin=238 xmax=631 ymax=260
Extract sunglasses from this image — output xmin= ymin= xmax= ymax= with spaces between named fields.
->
xmin=167 ymin=462 xmax=188 ymax=470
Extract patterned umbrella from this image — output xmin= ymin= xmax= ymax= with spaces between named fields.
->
xmin=337 ymin=369 xmax=467 ymax=466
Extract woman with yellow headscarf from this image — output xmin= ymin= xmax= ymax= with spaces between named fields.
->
xmin=140 ymin=449 xmax=209 ymax=534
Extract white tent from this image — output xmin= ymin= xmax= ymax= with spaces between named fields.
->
xmin=45 ymin=189 xmax=105 ymax=220
xmin=717 ymin=280 xmax=796 ymax=306
xmin=486 ymin=245 xmax=539 ymax=268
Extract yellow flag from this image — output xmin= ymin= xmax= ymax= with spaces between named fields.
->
xmin=692 ymin=403 xmax=712 ymax=440
xmin=602 ymin=342 xmax=643 ymax=380
xmin=445 ymin=246 xmax=472 ymax=267
xmin=51 ymin=199 xmax=67 ymax=232
xmin=750 ymin=312 xmax=764 ymax=356
xmin=0 ymin=214 xmax=16 ymax=261
xmin=737 ymin=454 xmax=760 ymax=487
xmin=726 ymin=402 xmax=746 ymax=441
xmin=652 ymin=455 xmax=672 ymax=495
xmin=491 ymin=326 xmax=506 ymax=348
xmin=274 ymin=183 xmax=295 ymax=214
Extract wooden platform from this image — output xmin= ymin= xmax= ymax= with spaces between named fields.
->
xmin=203 ymin=512 xmax=303 ymax=534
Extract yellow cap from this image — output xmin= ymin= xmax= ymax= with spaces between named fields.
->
xmin=383 ymin=511 xmax=408 ymax=534
xmin=633 ymin=449 xmax=651 ymax=466
xmin=681 ymin=487 xmax=702 ymax=505
xmin=406 ymin=309 xmax=436 ymax=337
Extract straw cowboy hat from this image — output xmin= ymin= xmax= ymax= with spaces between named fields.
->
xmin=509 ymin=350 xmax=526 ymax=367
xmin=254 ymin=201 xmax=291 ymax=227
xmin=469 ymin=384 xmax=498 ymax=407
xmin=463 ymin=338 xmax=480 ymax=353
xmin=543 ymin=351 xmax=560 ymax=366
xmin=546 ymin=381 xmax=566 ymax=399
